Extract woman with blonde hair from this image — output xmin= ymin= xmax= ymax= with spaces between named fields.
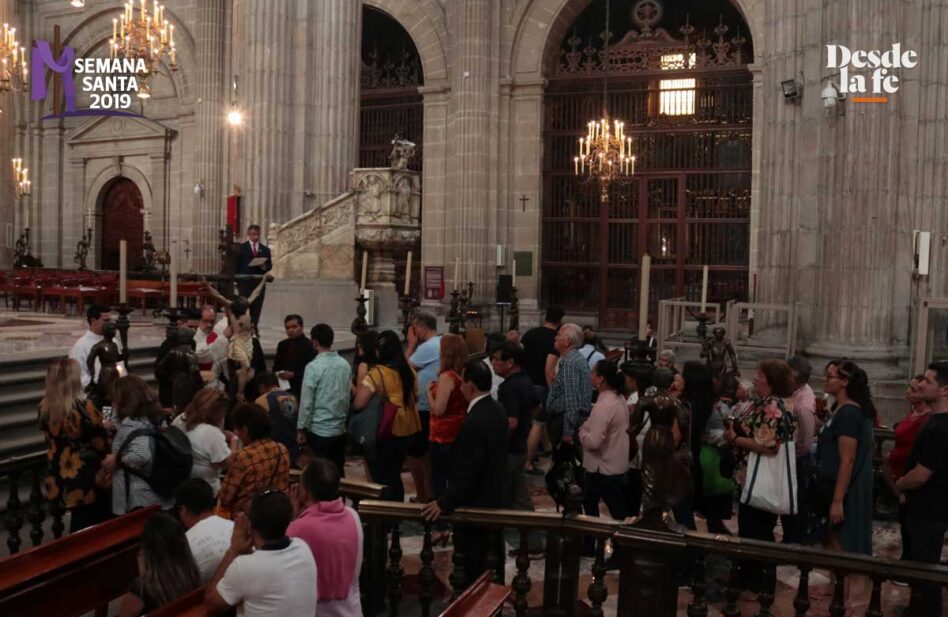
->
xmin=172 ymin=388 xmax=234 ymax=495
xmin=427 ymin=334 xmax=469 ymax=529
xmin=39 ymin=358 xmax=112 ymax=531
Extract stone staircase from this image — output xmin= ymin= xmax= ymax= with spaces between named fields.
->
xmin=0 ymin=346 xmax=161 ymax=461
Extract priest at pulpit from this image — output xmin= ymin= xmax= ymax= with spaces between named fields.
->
xmin=235 ymin=224 xmax=271 ymax=327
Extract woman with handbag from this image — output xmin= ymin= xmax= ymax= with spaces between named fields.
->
xmin=352 ymin=330 xmax=422 ymax=503
xmin=39 ymin=358 xmax=113 ymax=532
xmin=723 ymin=360 xmax=797 ymax=593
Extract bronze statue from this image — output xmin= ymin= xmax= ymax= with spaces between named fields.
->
xmin=700 ymin=325 xmax=740 ymax=382
xmin=155 ymin=328 xmax=203 ymax=411
xmin=142 ymin=231 xmax=156 ymax=271
xmin=636 ymin=367 xmax=692 ymax=528
xmin=74 ymin=228 xmax=91 ymax=271
xmin=86 ymin=321 xmax=122 ymax=402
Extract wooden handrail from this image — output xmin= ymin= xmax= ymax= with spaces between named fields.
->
xmin=440 ymin=571 xmax=510 ymax=617
xmin=0 ymin=506 xmax=159 ymax=617
xmin=144 ymin=587 xmax=209 ymax=617
xmin=359 ymin=500 xmax=618 ymax=538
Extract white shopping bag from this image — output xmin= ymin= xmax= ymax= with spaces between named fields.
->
xmin=740 ymin=441 xmax=798 ymax=515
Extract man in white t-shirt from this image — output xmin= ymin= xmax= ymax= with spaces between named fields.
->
xmin=177 ymin=479 xmax=234 ymax=583
xmin=69 ymin=304 xmax=123 ymax=388
xmin=206 ymin=490 xmax=317 ymax=617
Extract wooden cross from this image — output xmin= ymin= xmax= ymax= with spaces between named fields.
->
xmin=519 ymin=195 xmax=530 ymax=212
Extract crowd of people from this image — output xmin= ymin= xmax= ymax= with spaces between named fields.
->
xmin=38 ymin=247 xmax=948 ymax=616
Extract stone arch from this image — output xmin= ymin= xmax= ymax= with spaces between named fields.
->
xmin=508 ymin=0 xmax=763 ymax=79
xmin=362 ymin=0 xmax=449 ymax=83
xmin=86 ymin=163 xmax=155 ymax=269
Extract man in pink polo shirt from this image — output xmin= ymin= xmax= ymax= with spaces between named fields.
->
xmin=288 ymin=459 xmax=362 ymax=617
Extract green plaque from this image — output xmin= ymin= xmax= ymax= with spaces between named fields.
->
xmin=513 ymin=251 xmax=533 ymax=277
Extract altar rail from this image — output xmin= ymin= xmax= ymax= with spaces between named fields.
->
xmin=358 ymin=500 xmax=948 ymax=617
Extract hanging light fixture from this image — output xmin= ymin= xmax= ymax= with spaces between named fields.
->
xmin=0 ymin=23 xmax=28 ymax=93
xmin=573 ymin=0 xmax=635 ymax=183
xmin=111 ymin=0 xmax=177 ymax=98
xmin=12 ymin=158 xmax=31 ymax=198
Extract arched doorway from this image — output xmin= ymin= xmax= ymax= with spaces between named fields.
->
xmin=360 ymin=6 xmax=424 ymax=293
xmin=99 ymin=177 xmax=145 ymax=271
xmin=541 ymin=0 xmax=754 ymax=328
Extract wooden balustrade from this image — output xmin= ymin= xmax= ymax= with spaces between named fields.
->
xmin=358 ymin=500 xmax=948 ymax=617
xmin=0 ymin=506 xmax=159 ymax=617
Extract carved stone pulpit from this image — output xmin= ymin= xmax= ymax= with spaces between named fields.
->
xmin=354 ymin=169 xmax=421 ymax=288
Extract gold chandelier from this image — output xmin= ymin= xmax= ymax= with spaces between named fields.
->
xmin=0 ymin=22 xmax=28 ymax=93
xmin=12 ymin=158 xmax=30 ymax=198
xmin=572 ymin=0 xmax=635 ymax=185
xmin=110 ymin=0 xmax=177 ymax=98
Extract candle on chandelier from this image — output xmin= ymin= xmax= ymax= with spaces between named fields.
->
xmin=169 ymin=24 xmax=175 ymax=46
xmin=404 ymin=251 xmax=412 ymax=295
xmin=574 ymin=157 xmax=579 ymax=175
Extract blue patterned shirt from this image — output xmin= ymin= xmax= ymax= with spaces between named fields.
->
xmin=546 ymin=348 xmax=593 ymax=437
xmin=298 ymin=351 xmax=352 ymax=438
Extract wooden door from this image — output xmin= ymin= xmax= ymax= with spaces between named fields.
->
xmin=100 ymin=178 xmax=144 ymax=271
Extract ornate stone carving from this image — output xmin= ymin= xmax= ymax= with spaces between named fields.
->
xmin=268 ymin=167 xmax=420 ymax=286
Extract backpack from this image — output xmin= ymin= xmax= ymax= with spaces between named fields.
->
xmin=118 ymin=425 xmax=193 ymax=500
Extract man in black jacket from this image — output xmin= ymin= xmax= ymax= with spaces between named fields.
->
xmin=235 ymin=224 xmax=272 ymax=326
xmin=422 ymin=359 xmax=509 ymax=585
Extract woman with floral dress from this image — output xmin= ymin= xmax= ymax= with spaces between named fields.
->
xmin=39 ymin=358 xmax=112 ymax=532
xmin=724 ymin=359 xmax=797 ymax=592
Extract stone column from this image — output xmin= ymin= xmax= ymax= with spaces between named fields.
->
xmin=448 ymin=0 xmax=493 ymax=299
xmin=418 ymin=82 xmax=451 ymax=307
xmin=0 ymin=0 xmax=13 ymax=269
xmin=192 ymin=0 xmax=227 ymax=272
xmin=310 ymin=0 xmax=361 ymax=206
xmin=233 ymin=0 xmax=296 ymax=231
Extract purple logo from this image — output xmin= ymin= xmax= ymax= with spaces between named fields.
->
xmin=31 ymin=40 xmax=144 ymax=120
xmin=32 ymin=40 xmax=77 ymax=113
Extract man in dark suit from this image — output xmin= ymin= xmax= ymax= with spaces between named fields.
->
xmin=235 ymin=224 xmax=272 ymax=326
xmin=422 ymin=359 xmax=509 ymax=585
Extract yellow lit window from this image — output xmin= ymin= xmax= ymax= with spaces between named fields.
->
xmin=659 ymin=53 xmax=696 ymax=115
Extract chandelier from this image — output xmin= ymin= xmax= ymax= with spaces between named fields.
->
xmin=0 ymin=22 xmax=28 ymax=93
xmin=572 ymin=0 xmax=635 ymax=185
xmin=111 ymin=0 xmax=177 ymax=98
xmin=12 ymin=158 xmax=30 ymax=198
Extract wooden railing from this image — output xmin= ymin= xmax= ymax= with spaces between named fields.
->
xmin=0 ymin=506 xmax=159 ymax=617
xmin=359 ymin=500 xmax=948 ymax=617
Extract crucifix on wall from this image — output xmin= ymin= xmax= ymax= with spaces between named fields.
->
xmin=519 ymin=195 xmax=529 ymax=212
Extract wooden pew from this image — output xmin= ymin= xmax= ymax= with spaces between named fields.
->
xmin=0 ymin=506 xmax=158 ymax=617
xmin=145 ymin=587 xmax=211 ymax=617
xmin=440 ymin=572 xmax=510 ymax=617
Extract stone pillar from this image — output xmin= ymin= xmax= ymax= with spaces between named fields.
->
xmin=0 ymin=0 xmax=13 ymax=269
xmin=192 ymin=0 xmax=227 ymax=272
xmin=418 ymin=82 xmax=451 ymax=307
xmin=233 ymin=0 xmax=296 ymax=231
xmin=310 ymin=0 xmax=360 ymax=206
xmin=448 ymin=0 xmax=493 ymax=299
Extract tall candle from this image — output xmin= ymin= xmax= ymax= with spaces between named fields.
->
xmin=453 ymin=258 xmax=459 ymax=291
xmin=700 ymin=265 xmax=709 ymax=313
xmin=360 ymin=250 xmax=368 ymax=294
xmin=170 ymin=241 xmax=178 ymax=308
xmin=638 ymin=254 xmax=651 ymax=338
xmin=404 ymin=251 xmax=412 ymax=295
xmin=119 ymin=240 xmax=127 ymax=303
xmin=511 ymin=254 xmax=517 ymax=289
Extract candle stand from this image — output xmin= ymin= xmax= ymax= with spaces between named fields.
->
xmin=399 ymin=294 xmax=419 ymax=338
xmin=351 ymin=294 xmax=369 ymax=336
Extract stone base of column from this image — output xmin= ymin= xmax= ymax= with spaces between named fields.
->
xmin=803 ymin=342 xmax=908 ymax=382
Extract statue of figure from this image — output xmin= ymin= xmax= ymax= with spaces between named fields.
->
xmin=74 ymin=228 xmax=91 ymax=271
xmin=389 ymin=134 xmax=416 ymax=170
xmin=156 ymin=328 xmax=204 ymax=412
xmin=86 ymin=321 xmax=122 ymax=400
xmin=637 ymin=367 xmax=692 ymax=528
xmin=700 ymin=326 xmax=740 ymax=381
xmin=13 ymin=230 xmax=29 ymax=268
xmin=142 ymin=231 xmax=156 ymax=271
xmin=203 ymin=275 xmax=268 ymax=402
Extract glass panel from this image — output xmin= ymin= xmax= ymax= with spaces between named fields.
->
xmin=541 ymin=266 xmax=598 ymax=311
xmin=542 ymin=221 xmax=599 ymax=264
xmin=924 ymin=307 xmax=948 ymax=366
xmin=647 ymin=178 xmax=678 ymax=219
xmin=608 ymin=223 xmax=639 ymax=264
